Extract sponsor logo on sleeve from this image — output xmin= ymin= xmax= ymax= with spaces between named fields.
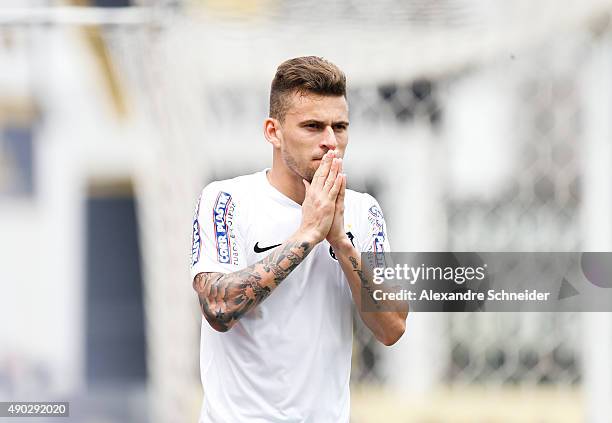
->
xmin=368 ymin=205 xmax=387 ymax=252
xmin=212 ymin=191 xmax=236 ymax=265
xmin=368 ymin=205 xmax=387 ymax=266
xmin=191 ymin=195 xmax=202 ymax=267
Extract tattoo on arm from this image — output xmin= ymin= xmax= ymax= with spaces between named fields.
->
xmin=192 ymin=240 xmax=312 ymax=332
xmin=348 ymin=255 xmax=380 ymax=309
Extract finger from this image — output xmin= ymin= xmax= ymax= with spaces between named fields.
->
xmin=329 ymin=172 xmax=343 ymax=199
xmin=303 ymin=179 xmax=311 ymax=192
xmin=337 ymin=173 xmax=346 ymax=204
xmin=312 ymin=151 xmax=335 ymax=189
xmin=334 ymin=174 xmax=346 ymax=208
xmin=323 ymin=158 xmax=340 ymax=192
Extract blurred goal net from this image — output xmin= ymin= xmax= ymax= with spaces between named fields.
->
xmin=3 ymin=0 xmax=612 ymax=421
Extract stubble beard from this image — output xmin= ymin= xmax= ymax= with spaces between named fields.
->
xmin=282 ymin=149 xmax=316 ymax=183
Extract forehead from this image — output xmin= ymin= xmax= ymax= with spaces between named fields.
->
xmin=284 ymin=92 xmax=348 ymax=122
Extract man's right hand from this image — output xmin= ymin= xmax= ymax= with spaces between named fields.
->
xmin=299 ymin=150 xmax=343 ymax=244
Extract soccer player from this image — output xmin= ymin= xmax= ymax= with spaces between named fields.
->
xmin=190 ymin=56 xmax=407 ymax=422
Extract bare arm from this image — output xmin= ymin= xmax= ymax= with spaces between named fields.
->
xmin=326 ymin=165 xmax=407 ymax=346
xmin=332 ymin=238 xmax=407 ymax=346
xmin=192 ymin=234 xmax=314 ymax=332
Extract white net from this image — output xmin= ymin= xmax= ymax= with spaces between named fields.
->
xmin=443 ymin=39 xmax=585 ymax=387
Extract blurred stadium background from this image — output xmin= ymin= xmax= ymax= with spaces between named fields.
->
xmin=1 ymin=0 xmax=612 ymax=422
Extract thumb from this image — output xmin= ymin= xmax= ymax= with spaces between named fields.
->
xmin=303 ymin=179 xmax=310 ymax=190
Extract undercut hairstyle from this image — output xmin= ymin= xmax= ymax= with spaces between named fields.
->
xmin=269 ymin=56 xmax=347 ymax=121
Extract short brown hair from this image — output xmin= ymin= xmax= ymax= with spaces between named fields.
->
xmin=269 ymin=56 xmax=346 ymax=121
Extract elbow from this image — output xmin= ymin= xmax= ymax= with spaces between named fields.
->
xmin=203 ymin=313 xmax=234 ymax=333
xmin=198 ymin=297 xmax=235 ymax=333
xmin=379 ymin=319 xmax=406 ymax=347
xmin=194 ymin=273 xmax=235 ymax=333
xmin=210 ymin=323 xmax=232 ymax=333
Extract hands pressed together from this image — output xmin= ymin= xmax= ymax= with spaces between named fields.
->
xmin=297 ymin=151 xmax=407 ymax=346
xmin=299 ymin=150 xmax=348 ymax=248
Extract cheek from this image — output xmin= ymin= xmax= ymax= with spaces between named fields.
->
xmin=285 ymin=133 xmax=312 ymax=154
xmin=336 ymin=138 xmax=348 ymax=156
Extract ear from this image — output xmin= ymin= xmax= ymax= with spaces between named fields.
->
xmin=263 ymin=118 xmax=282 ymax=149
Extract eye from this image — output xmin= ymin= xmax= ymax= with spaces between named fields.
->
xmin=334 ymin=124 xmax=347 ymax=132
xmin=304 ymin=122 xmax=321 ymax=130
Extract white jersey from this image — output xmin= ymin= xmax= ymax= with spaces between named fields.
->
xmin=190 ymin=169 xmax=390 ymax=423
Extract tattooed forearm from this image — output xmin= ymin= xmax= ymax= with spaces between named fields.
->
xmin=193 ymin=240 xmax=312 ymax=332
xmin=262 ymin=241 xmax=310 ymax=285
xmin=336 ymin=246 xmax=408 ymax=346
xmin=348 ymin=255 xmax=380 ymax=308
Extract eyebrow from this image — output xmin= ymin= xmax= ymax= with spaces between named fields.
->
xmin=300 ymin=119 xmax=350 ymax=126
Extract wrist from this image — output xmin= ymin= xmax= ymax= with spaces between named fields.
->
xmin=294 ymin=229 xmax=323 ymax=246
xmin=329 ymin=236 xmax=354 ymax=255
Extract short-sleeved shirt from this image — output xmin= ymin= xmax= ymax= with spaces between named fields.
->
xmin=190 ymin=169 xmax=390 ymax=423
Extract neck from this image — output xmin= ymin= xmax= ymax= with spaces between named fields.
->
xmin=267 ymin=154 xmax=306 ymax=205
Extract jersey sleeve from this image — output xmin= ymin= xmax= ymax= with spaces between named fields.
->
xmin=190 ymin=182 xmax=247 ymax=280
xmin=358 ymin=194 xmax=391 ymax=253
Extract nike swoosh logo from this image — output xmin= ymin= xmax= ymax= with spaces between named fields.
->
xmin=254 ymin=242 xmax=281 ymax=253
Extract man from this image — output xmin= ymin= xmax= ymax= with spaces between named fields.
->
xmin=191 ymin=56 xmax=407 ymax=422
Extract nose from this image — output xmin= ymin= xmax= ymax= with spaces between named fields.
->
xmin=320 ymin=125 xmax=337 ymax=151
